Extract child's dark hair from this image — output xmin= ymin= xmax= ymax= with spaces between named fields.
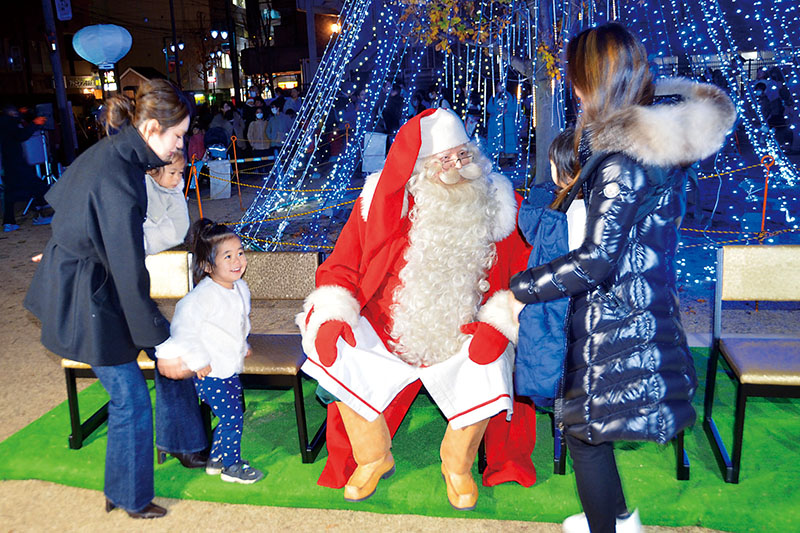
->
xmin=549 ymin=128 xmax=580 ymax=209
xmin=190 ymin=218 xmax=239 ymax=285
xmin=147 ymin=151 xmax=186 ymax=179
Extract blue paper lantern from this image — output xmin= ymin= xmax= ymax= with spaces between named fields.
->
xmin=72 ymin=24 xmax=132 ymax=69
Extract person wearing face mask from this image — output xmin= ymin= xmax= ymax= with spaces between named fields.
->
xmin=265 ymin=104 xmax=292 ymax=158
xmin=297 ymin=108 xmax=537 ymax=511
xmin=247 ymin=107 xmax=270 ymax=161
xmin=425 ymin=86 xmax=451 ymax=110
xmin=24 ymin=79 xmax=211 ymax=520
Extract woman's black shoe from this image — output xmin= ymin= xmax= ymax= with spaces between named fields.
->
xmin=105 ymin=498 xmax=167 ymax=519
xmin=157 ymin=448 xmax=209 ymax=468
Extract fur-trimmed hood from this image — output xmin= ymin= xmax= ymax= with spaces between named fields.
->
xmin=359 ymin=170 xmax=518 ymax=242
xmin=587 ymin=77 xmax=736 ymax=167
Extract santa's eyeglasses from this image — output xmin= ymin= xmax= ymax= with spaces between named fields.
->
xmin=438 ymin=150 xmax=473 ymax=169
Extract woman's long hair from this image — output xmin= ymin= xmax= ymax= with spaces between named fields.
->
xmin=560 ymin=22 xmax=655 ymax=198
xmin=102 ymin=79 xmax=189 ymax=136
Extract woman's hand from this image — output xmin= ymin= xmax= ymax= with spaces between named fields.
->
xmin=195 ymin=365 xmax=212 ymax=379
xmin=157 ymin=357 xmax=195 ymax=380
xmin=509 ymin=291 xmax=525 ymax=326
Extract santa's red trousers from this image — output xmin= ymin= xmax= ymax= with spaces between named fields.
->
xmin=317 ymin=381 xmax=537 ymax=488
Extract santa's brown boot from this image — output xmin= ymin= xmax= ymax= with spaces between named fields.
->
xmin=337 ymin=402 xmax=395 ymax=502
xmin=440 ymin=419 xmax=489 ymax=511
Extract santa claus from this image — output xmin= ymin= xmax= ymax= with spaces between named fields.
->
xmin=297 ymin=108 xmax=535 ymax=510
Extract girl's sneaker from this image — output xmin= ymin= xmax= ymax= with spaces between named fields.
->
xmin=220 ymin=461 xmax=264 ymax=484
xmin=206 ymin=457 xmax=224 ymax=475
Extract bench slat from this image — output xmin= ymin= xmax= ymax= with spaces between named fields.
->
xmin=246 ymin=334 xmax=306 ymax=375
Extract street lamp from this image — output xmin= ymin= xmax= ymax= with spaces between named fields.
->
xmin=162 ymin=37 xmax=185 ymax=81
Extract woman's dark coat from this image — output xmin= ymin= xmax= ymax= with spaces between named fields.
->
xmin=24 ymin=125 xmax=170 ymax=366
xmin=511 ymin=78 xmax=736 ymax=445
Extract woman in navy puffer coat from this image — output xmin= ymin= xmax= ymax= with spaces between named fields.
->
xmin=510 ymin=23 xmax=736 ymax=533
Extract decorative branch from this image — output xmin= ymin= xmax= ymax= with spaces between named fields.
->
xmin=394 ymin=0 xmax=514 ymax=53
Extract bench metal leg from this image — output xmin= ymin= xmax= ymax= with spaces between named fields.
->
xmin=702 ymin=347 xmax=740 ymax=483
xmin=65 ymin=368 xmax=109 ymax=450
xmin=703 ymin=344 xmax=721 ymax=426
xmin=200 ymin=402 xmax=214 ymax=443
xmin=730 ymin=385 xmax=747 ymax=484
xmin=477 ymin=439 xmax=487 ymax=474
xmin=552 ymin=414 xmax=566 ymax=475
xmin=675 ymin=430 xmax=690 ymax=480
xmin=292 ymin=374 xmax=326 ymax=463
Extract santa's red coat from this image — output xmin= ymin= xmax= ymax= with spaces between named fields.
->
xmin=301 ymin=171 xmax=538 ymax=488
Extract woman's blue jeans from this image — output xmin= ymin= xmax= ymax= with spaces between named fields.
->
xmin=92 ymin=361 xmax=154 ymax=513
xmin=93 ymin=360 xmax=208 ymax=512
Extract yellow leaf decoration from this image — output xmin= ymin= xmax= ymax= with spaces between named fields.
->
xmin=394 ymin=0 xmax=514 ymax=50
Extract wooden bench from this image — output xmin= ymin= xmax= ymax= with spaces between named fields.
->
xmin=62 ymin=250 xmax=326 ymax=463
xmin=703 ymin=245 xmax=800 ymax=483
xmin=240 ymin=251 xmax=326 ymax=463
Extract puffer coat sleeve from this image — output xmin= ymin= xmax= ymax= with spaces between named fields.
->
xmin=510 ymin=153 xmax=697 ymax=445
xmin=510 ymin=153 xmax=648 ymax=303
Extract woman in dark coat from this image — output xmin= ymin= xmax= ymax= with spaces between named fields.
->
xmin=24 ymin=80 xmax=209 ymax=519
xmin=509 ymin=23 xmax=736 ymax=533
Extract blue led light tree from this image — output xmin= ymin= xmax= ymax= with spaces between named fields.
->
xmin=236 ymin=0 xmax=535 ymax=251
xmin=235 ymin=0 xmax=800 ymax=257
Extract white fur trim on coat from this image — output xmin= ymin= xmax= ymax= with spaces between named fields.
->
xmin=588 ymin=78 xmax=736 ymax=168
xmin=487 ymin=173 xmax=517 ymax=242
xmin=477 ymin=290 xmax=518 ymax=345
xmin=295 ymin=285 xmax=361 ymax=356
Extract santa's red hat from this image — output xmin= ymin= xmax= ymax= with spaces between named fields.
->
xmin=358 ymin=107 xmax=471 ymax=303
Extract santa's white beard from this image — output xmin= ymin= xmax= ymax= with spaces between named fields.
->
xmin=390 ymin=170 xmax=497 ymax=367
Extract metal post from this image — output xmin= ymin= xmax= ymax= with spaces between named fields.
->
xmin=162 ymin=37 xmax=171 ymax=83
xmin=41 ymin=0 xmax=76 ymax=162
xmin=169 ymin=0 xmax=181 ymax=88
xmin=304 ymin=0 xmax=318 ymax=78
xmin=225 ymin=0 xmax=241 ymax=103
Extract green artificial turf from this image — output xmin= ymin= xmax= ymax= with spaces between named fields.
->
xmin=1 ymin=349 xmax=797 ymax=532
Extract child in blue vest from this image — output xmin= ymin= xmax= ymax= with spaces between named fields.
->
xmin=515 ymin=129 xmax=583 ymax=405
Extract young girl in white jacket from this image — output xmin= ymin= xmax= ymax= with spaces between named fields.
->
xmin=156 ymin=219 xmax=263 ymax=484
